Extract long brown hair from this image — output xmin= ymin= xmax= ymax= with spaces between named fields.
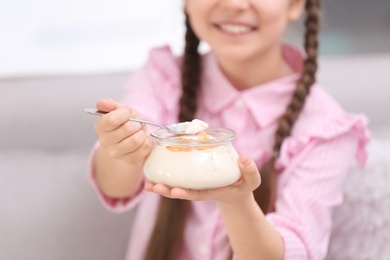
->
xmin=144 ymin=1 xmax=320 ymax=259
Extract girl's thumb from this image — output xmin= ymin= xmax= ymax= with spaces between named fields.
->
xmin=238 ymin=155 xmax=261 ymax=189
xmin=96 ymin=98 xmax=120 ymax=112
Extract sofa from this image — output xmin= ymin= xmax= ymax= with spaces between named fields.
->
xmin=1 ymin=53 xmax=390 ymax=260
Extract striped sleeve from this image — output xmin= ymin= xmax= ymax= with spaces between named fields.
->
xmin=266 ymin=119 xmax=369 ymax=259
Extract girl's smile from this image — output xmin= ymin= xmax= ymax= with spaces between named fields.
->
xmin=213 ymin=21 xmax=258 ymax=36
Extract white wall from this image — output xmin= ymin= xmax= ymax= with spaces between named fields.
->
xmin=1 ymin=0 xmax=389 ymax=77
xmin=0 ymin=0 xmax=186 ymax=76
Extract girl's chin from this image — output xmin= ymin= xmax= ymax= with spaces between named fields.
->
xmin=214 ymin=47 xmax=259 ymax=63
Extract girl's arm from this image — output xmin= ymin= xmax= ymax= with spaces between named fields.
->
xmin=217 ymin=196 xmax=284 ymax=260
xmin=216 ymin=157 xmax=284 ymax=260
xmin=94 ymin=146 xmax=145 ymax=199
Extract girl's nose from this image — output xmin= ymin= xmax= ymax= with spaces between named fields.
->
xmin=219 ymin=0 xmax=250 ymax=10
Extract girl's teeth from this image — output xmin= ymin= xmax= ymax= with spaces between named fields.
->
xmin=219 ymin=24 xmax=252 ymax=34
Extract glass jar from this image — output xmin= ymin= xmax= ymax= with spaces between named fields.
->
xmin=143 ymin=127 xmax=241 ymax=190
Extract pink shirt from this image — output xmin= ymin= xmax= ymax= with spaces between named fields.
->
xmin=88 ymin=44 xmax=369 ymax=260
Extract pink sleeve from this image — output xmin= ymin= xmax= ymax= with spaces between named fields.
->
xmin=266 ymin=115 xmax=370 ymax=259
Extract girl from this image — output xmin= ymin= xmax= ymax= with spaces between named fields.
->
xmin=88 ymin=0 xmax=369 ymax=259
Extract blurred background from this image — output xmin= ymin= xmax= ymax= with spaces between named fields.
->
xmin=0 ymin=0 xmax=185 ymax=76
xmin=1 ymin=0 xmax=389 ymax=76
xmin=1 ymin=1 xmax=390 ymax=260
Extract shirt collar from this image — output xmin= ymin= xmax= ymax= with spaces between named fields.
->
xmin=200 ymin=44 xmax=306 ymax=128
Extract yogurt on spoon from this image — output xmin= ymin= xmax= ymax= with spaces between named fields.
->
xmin=177 ymin=119 xmax=209 ymax=135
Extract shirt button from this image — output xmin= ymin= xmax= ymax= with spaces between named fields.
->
xmin=199 ymin=244 xmax=209 ymax=255
xmin=235 ymin=98 xmax=245 ymax=107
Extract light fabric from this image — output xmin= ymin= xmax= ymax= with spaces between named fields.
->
xmin=326 ymin=138 xmax=390 ymax=259
xmin=88 ymin=44 xmax=369 ymax=260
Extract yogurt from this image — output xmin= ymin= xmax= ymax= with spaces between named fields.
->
xmin=143 ymin=127 xmax=241 ymax=190
xmin=179 ymin=119 xmax=209 ymax=135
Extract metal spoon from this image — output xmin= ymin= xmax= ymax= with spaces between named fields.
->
xmin=83 ymin=108 xmax=188 ymax=135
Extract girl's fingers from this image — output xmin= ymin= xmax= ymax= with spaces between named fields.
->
xmin=108 ymin=130 xmax=150 ymax=162
xmin=100 ymin=120 xmax=145 ymax=147
xmin=95 ymin=107 xmax=132 ymax=132
xmin=144 ymin=181 xmax=154 ymax=192
xmin=96 ymin=98 xmax=119 ymax=112
xmin=171 ymin=185 xmax=236 ymax=201
xmin=170 ymin=187 xmax=210 ymax=200
xmin=121 ymin=134 xmax=153 ymax=165
xmin=144 ymin=182 xmax=205 ymax=200
xmin=151 ymin=184 xmax=172 ymax=197
xmin=118 ymin=129 xmax=149 ymax=152
xmin=146 ymin=183 xmax=243 ymax=201
xmin=95 ymin=98 xmax=143 ymax=133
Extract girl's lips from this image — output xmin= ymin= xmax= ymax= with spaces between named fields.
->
xmin=214 ymin=21 xmax=258 ymax=35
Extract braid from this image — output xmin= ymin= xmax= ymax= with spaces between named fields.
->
xmin=179 ymin=14 xmax=202 ymax=122
xmin=274 ymin=0 xmax=320 ymax=153
xmin=144 ymin=13 xmax=201 ymax=260
xmin=254 ymin=0 xmax=321 ymax=213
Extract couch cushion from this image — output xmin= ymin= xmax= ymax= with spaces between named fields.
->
xmin=0 ymin=73 xmax=129 ymax=151
xmin=327 ymin=138 xmax=390 ymax=259
xmin=0 ymin=148 xmax=135 ymax=260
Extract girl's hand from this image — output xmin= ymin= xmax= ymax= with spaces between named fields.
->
xmin=94 ymin=98 xmax=153 ymax=166
xmin=144 ymin=155 xmax=261 ymax=204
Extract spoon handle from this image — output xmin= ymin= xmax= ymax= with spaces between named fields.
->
xmin=82 ymin=108 xmax=165 ymax=129
xmin=83 ymin=108 xmax=108 ymax=117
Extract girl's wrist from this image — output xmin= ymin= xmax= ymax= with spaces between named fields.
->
xmin=216 ymin=192 xmax=257 ymax=211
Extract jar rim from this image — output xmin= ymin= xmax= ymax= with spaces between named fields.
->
xmin=150 ymin=126 xmax=236 ymax=147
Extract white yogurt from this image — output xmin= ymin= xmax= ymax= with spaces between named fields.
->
xmin=179 ymin=119 xmax=209 ymax=135
xmin=143 ymin=127 xmax=241 ymax=190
